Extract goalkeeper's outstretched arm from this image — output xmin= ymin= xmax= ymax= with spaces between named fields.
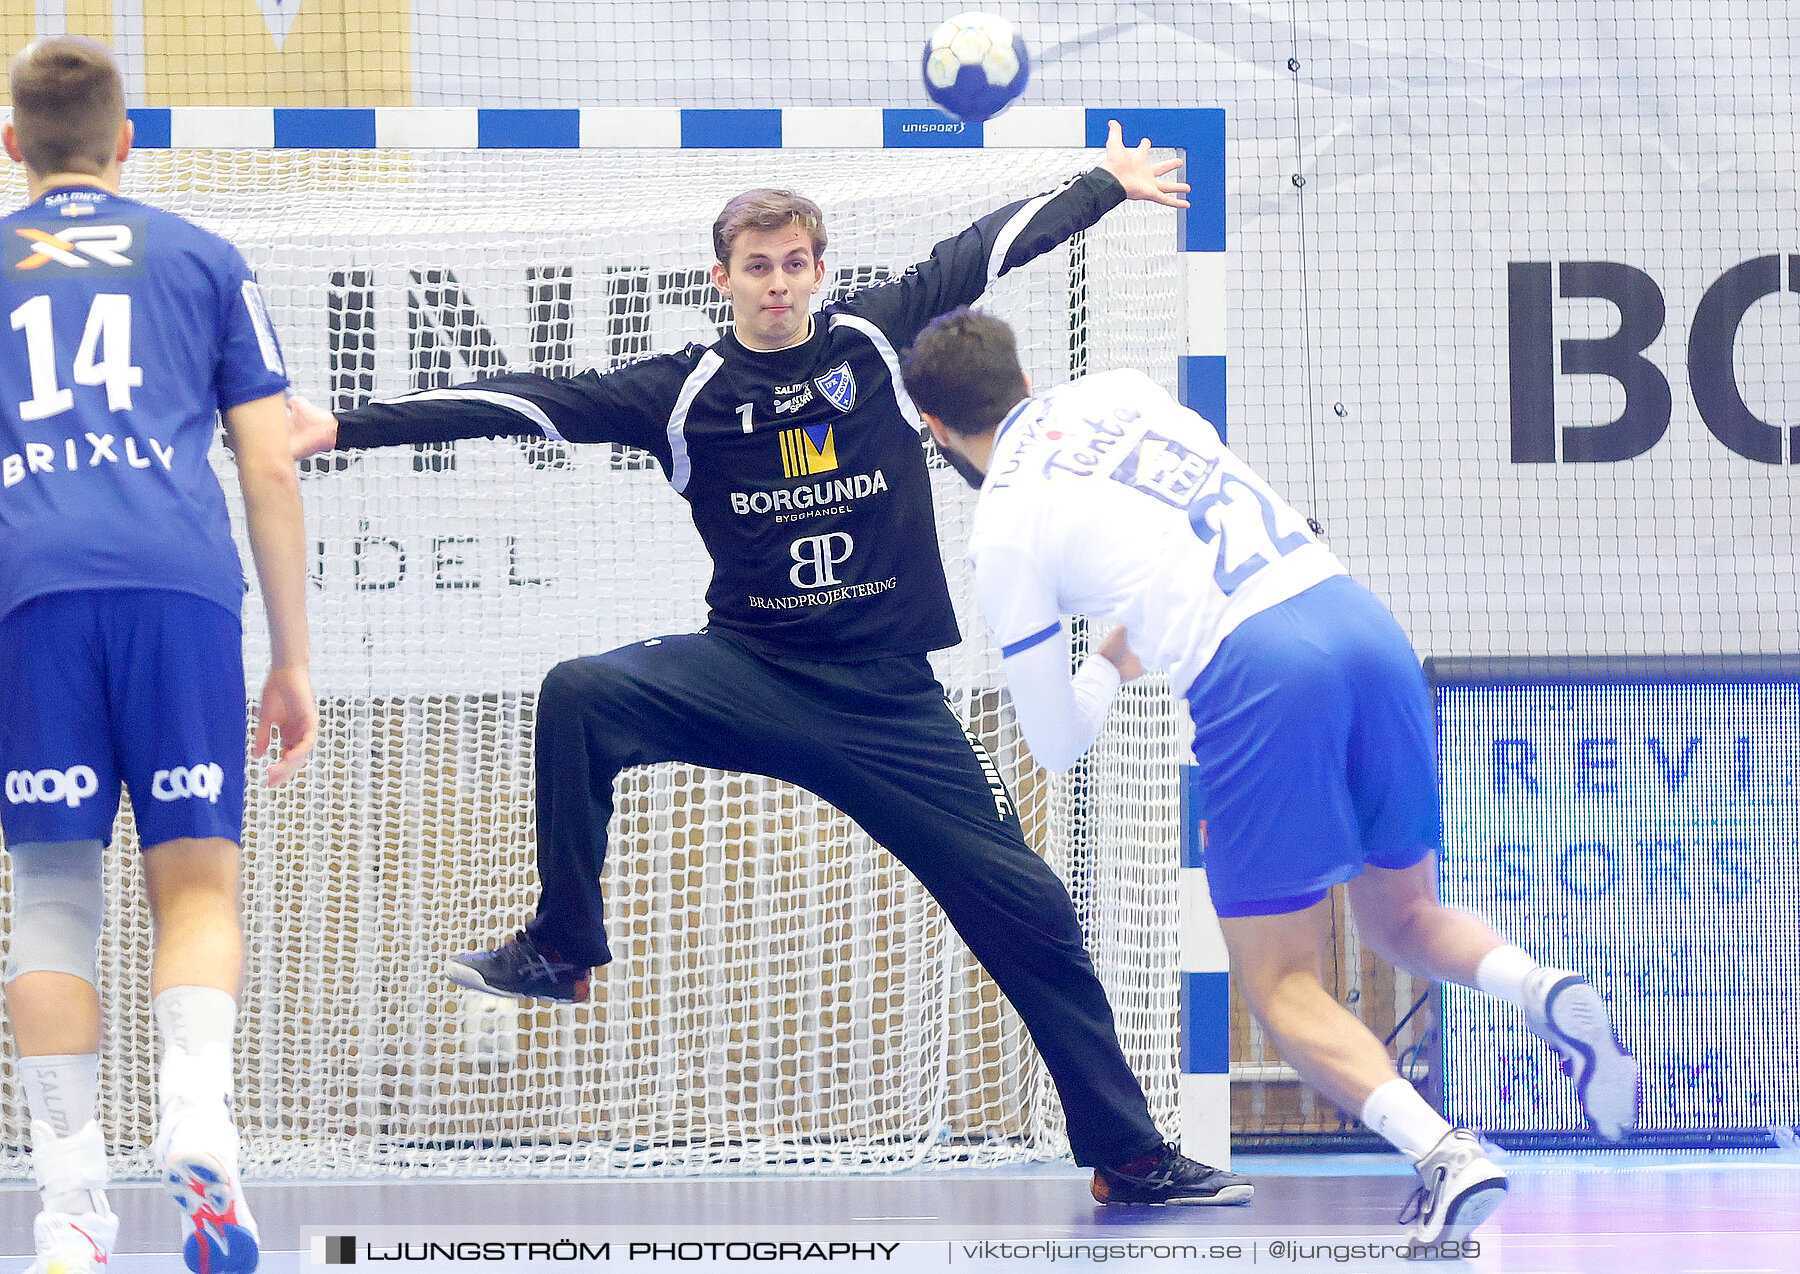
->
xmin=288 ymin=357 xmax=697 ymax=461
xmin=846 ymin=119 xmax=1189 ymax=348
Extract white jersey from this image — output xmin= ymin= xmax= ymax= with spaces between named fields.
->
xmin=968 ymin=369 xmax=1347 ymax=769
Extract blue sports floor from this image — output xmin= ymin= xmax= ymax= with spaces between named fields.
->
xmin=4 ymin=1150 xmax=1797 ymax=1273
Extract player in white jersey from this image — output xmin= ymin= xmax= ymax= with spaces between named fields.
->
xmin=1 ymin=37 xmax=314 ymax=1274
xmin=901 ymin=309 xmax=1640 ymax=1245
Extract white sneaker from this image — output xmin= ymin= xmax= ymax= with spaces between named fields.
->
xmin=155 ymin=1103 xmax=260 ymax=1274
xmin=1523 ymin=968 xmax=1639 ymax=1141
xmin=27 ymin=1202 xmax=118 ymax=1274
xmin=28 ymin=1120 xmax=117 ymax=1274
xmin=1398 ymin=1128 xmax=1508 ymax=1245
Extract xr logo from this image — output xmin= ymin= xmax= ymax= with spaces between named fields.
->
xmin=13 ymin=224 xmax=134 ymax=270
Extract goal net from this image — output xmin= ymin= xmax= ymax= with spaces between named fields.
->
xmin=0 ymin=146 xmax=1188 ymax=1176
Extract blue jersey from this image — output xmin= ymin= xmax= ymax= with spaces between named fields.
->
xmin=0 ymin=185 xmax=288 ymax=620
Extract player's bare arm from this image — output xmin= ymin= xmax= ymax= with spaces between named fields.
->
xmin=227 ymin=392 xmax=318 ymax=785
xmin=1099 ymin=118 xmax=1190 ymax=208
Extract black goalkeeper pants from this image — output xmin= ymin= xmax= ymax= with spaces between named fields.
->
xmin=523 ymin=628 xmax=1163 ymax=1169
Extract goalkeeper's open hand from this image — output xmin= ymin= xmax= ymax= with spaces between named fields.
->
xmin=1100 ymin=119 xmax=1191 ymax=209
xmin=286 ymin=394 xmax=340 ymax=459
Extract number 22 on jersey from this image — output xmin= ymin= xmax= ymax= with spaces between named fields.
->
xmin=1187 ymin=474 xmax=1312 ymax=596
xmin=9 ymin=292 xmax=143 ymax=421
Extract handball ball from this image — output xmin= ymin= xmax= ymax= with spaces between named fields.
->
xmin=922 ymin=12 xmax=1029 ymax=123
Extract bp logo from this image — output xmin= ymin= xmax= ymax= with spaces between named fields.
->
xmin=788 ymin=532 xmax=855 ymax=589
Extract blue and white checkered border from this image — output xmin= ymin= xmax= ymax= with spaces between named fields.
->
xmin=50 ymin=101 xmax=1232 ymax=1166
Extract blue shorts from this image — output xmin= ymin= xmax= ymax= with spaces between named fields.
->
xmin=1186 ymin=575 xmax=1438 ymax=918
xmin=0 ymin=590 xmax=247 ymax=849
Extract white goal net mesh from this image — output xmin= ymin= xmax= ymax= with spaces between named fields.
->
xmin=0 ymin=147 xmax=1189 ymax=1177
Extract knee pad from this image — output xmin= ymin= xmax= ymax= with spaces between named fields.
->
xmin=6 ymin=840 xmax=105 ymax=984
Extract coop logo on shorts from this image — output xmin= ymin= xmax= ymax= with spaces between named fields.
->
xmin=789 ymin=531 xmax=854 ymax=588
xmin=6 ymin=766 xmax=99 ymax=808
xmin=152 ymin=763 xmax=226 ymax=804
xmin=8 ymin=223 xmax=138 ymax=272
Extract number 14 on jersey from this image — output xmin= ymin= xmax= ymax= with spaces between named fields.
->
xmin=9 ymin=292 xmax=143 ymax=421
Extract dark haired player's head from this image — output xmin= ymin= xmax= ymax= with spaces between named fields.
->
xmin=901 ymin=308 xmax=1030 ymax=489
xmin=5 ymin=35 xmax=131 ymax=190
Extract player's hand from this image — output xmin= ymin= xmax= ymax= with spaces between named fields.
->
xmin=1098 ymin=625 xmax=1147 ymax=682
xmin=286 ymin=394 xmax=340 ymax=459
xmin=1100 ymin=119 xmax=1191 ymax=209
xmin=255 ymin=665 xmax=318 ymax=787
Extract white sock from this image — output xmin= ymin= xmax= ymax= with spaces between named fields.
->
xmin=1475 ymin=945 xmax=1541 ymax=1012
xmin=154 ymin=987 xmax=238 ymax=1119
xmin=20 ymin=1054 xmax=98 ymax=1138
xmin=1361 ymin=1077 xmax=1452 ymax=1162
xmin=152 ymin=985 xmax=237 ymax=1055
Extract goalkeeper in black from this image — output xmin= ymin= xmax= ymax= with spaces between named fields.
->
xmin=288 ymin=122 xmax=1250 ymax=1206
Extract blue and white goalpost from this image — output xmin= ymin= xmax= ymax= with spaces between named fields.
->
xmin=27 ymin=105 xmax=1233 ymax=1175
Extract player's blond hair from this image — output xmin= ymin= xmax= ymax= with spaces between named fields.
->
xmin=712 ymin=189 xmax=828 ymax=266
xmin=9 ymin=35 xmax=125 ymax=178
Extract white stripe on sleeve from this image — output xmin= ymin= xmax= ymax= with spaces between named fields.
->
xmin=830 ymin=314 xmax=924 ymax=432
xmin=664 ymin=348 xmax=725 ymax=493
xmin=240 ymin=280 xmax=285 ymax=377
xmin=984 ymin=178 xmax=1074 ymax=289
xmin=384 ymin=387 xmax=568 ymax=443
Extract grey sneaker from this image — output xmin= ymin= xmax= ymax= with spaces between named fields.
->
xmin=1523 ymin=968 xmax=1639 ymax=1141
xmin=448 ymin=931 xmax=591 ymax=1002
xmin=1091 ymin=1142 xmax=1254 ymax=1206
xmin=1398 ymin=1128 xmax=1507 ymax=1244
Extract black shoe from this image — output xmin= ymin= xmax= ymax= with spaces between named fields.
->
xmin=1091 ymin=1143 xmax=1253 ymax=1206
xmin=447 ymin=931 xmax=591 ymax=1002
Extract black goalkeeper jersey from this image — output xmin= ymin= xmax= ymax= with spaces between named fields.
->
xmin=334 ymin=167 xmax=1127 ymax=660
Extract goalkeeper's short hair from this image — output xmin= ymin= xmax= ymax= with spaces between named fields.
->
xmin=902 ymin=307 xmax=1029 ymax=436
xmin=713 ymin=189 xmax=828 ymax=265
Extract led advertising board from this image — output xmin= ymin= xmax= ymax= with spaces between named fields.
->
xmin=1432 ymin=659 xmax=1800 ymax=1140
